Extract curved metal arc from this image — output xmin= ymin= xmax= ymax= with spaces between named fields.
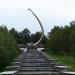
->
xmin=28 ymin=9 xmax=44 ymax=45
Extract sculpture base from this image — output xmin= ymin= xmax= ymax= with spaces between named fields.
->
xmin=27 ymin=44 xmax=37 ymax=50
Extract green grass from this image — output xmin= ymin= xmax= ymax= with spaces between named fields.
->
xmin=46 ymin=50 xmax=75 ymax=71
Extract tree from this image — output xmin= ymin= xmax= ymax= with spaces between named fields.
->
xmin=9 ymin=28 xmax=19 ymax=43
xmin=18 ymin=28 xmax=31 ymax=44
xmin=48 ymin=26 xmax=62 ymax=54
xmin=0 ymin=26 xmax=20 ymax=70
xmin=31 ymin=32 xmax=47 ymax=44
xmin=61 ymin=26 xmax=71 ymax=55
xmin=69 ymin=22 xmax=75 ymax=56
xmin=41 ymin=35 xmax=48 ymax=44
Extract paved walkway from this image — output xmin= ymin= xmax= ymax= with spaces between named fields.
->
xmin=0 ymin=48 xmax=74 ymax=75
xmin=17 ymin=49 xmax=61 ymax=75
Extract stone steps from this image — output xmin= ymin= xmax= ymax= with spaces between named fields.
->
xmin=18 ymin=71 xmax=60 ymax=75
xmin=20 ymin=68 xmax=55 ymax=71
xmin=22 ymin=61 xmax=49 ymax=63
xmin=22 ymin=58 xmax=46 ymax=61
xmin=24 ymin=55 xmax=44 ymax=58
xmin=21 ymin=63 xmax=52 ymax=67
xmin=20 ymin=66 xmax=55 ymax=71
xmin=1 ymin=48 xmax=74 ymax=75
xmin=17 ymin=49 xmax=60 ymax=75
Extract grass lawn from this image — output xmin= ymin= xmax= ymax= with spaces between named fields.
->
xmin=46 ymin=50 xmax=75 ymax=71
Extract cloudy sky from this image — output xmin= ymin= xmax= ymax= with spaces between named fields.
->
xmin=0 ymin=0 xmax=75 ymax=34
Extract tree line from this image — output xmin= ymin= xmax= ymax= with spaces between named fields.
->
xmin=47 ymin=21 xmax=75 ymax=57
xmin=9 ymin=28 xmax=47 ymax=45
xmin=0 ymin=26 xmax=20 ymax=71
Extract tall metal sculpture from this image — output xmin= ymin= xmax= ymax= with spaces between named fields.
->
xmin=28 ymin=9 xmax=44 ymax=46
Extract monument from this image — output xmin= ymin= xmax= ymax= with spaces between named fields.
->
xmin=27 ymin=9 xmax=44 ymax=49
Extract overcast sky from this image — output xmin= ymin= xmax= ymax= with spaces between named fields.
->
xmin=0 ymin=0 xmax=75 ymax=34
